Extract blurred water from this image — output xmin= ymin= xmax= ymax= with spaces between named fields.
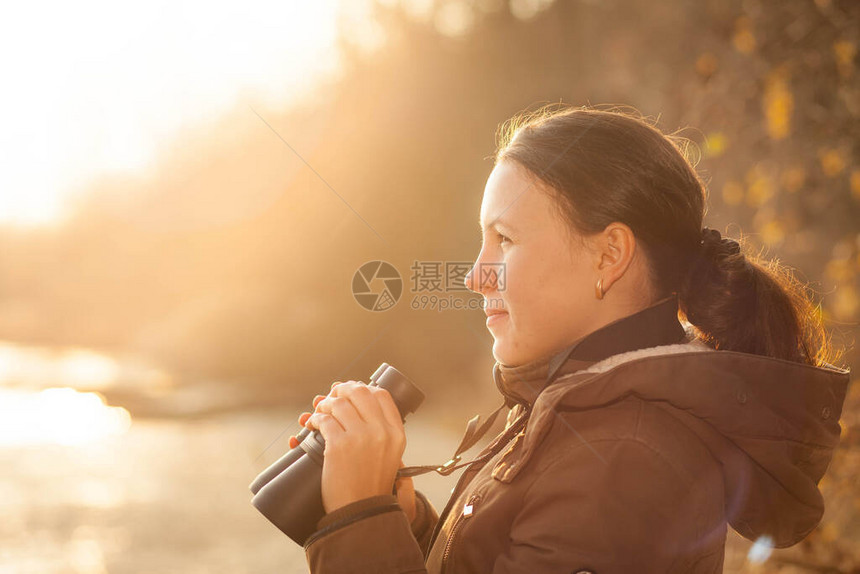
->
xmin=0 ymin=401 xmax=465 ymax=574
xmin=0 ymin=340 xmax=464 ymax=573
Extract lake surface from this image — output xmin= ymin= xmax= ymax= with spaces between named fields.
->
xmin=0 ymin=340 xmax=467 ymax=573
xmin=0 ymin=402 xmax=466 ymax=574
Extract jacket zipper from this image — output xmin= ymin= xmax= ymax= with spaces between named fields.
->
xmin=427 ymin=408 xmax=530 ymax=560
xmin=440 ymin=492 xmax=482 ymax=574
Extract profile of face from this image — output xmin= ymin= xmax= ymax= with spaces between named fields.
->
xmin=464 ymin=161 xmax=607 ymax=366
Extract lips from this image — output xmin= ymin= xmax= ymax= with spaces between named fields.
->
xmin=484 ymin=306 xmax=507 ymax=317
xmin=486 ymin=310 xmax=508 ymax=327
xmin=484 ymin=302 xmax=508 ymax=329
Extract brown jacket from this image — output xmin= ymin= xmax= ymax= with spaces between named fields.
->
xmin=304 ymin=296 xmax=850 ymax=573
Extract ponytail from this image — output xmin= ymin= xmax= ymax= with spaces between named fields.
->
xmin=678 ymin=227 xmax=839 ymax=367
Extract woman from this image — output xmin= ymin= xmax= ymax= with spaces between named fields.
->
xmin=296 ymin=105 xmax=850 ymax=573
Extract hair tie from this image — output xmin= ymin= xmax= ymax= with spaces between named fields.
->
xmin=701 ymin=227 xmax=741 ymax=255
xmin=701 ymin=227 xmax=720 ymax=246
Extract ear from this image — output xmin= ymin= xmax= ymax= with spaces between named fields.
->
xmin=595 ymin=222 xmax=636 ymax=292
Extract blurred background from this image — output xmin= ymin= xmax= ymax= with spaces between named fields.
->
xmin=0 ymin=0 xmax=858 ymax=572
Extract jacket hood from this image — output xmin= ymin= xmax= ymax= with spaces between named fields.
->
xmin=492 ymin=332 xmax=850 ymax=548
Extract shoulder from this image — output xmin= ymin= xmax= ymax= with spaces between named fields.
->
xmin=531 ymin=396 xmax=713 ymax=488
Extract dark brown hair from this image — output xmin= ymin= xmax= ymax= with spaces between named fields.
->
xmin=495 ymin=103 xmax=839 ymax=368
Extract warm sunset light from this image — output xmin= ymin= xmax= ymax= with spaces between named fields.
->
xmin=0 ymin=0 xmax=342 ymax=227
xmin=0 ymin=387 xmax=131 ymax=447
xmin=0 ymin=1 xmax=855 ymax=570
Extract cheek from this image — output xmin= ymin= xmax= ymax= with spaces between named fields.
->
xmin=503 ymin=254 xmax=555 ymax=316
xmin=506 ymin=253 xmax=582 ymax=321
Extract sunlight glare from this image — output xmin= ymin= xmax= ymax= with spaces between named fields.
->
xmin=747 ymin=535 xmax=774 ymax=564
xmin=0 ymin=0 xmax=342 ymax=227
xmin=0 ymin=342 xmax=121 ymax=390
xmin=0 ymin=387 xmax=132 ymax=447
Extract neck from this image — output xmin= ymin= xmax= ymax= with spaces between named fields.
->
xmin=494 ymin=293 xmax=686 ymax=408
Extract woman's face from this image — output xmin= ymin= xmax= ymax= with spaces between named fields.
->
xmin=465 ymin=161 xmax=605 ymax=366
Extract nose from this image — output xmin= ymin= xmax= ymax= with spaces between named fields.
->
xmin=464 ymin=260 xmax=500 ymax=294
xmin=464 ymin=265 xmax=478 ymax=293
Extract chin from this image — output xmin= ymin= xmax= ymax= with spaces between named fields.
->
xmin=492 ymin=341 xmax=520 ymax=367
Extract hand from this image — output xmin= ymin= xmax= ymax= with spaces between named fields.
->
xmin=291 ymin=389 xmax=417 ymax=525
xmin=305 ymin=381 xmax=407 ymax=514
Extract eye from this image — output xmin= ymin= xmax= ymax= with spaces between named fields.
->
xmin=498 ymin=233 xmax=511 ymax=245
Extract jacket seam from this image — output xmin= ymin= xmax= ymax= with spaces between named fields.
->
xmin=553 ymin=401 xmax=839 ymax=449
xmin=552 ymin=350 xmax=849 ymax=411
xmin=565 ymin=345 xmax=849 ymax=380
xmin=531 ymin=434 xmax=694 ymax=488
xmin=303 ymin=502 xmax=402 ymax=550
xmin=633 ymin=399 xmax=644 ymax=437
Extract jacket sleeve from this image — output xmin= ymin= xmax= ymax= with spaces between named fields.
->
xmin=304 ymin=489 xmax=438 ymax=574
xmin=412 ymin=489 xmax=440 ymax=558
xmin=493 ymin=438 xmax=697 ymax=574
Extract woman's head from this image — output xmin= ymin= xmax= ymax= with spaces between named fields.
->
xmin=466 ymin=160 xmax=656 ymax=366
xmin=465 ymin=104 xmax=837 ymax=368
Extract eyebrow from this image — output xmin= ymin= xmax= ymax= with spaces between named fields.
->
xmin=478 ymin=214 xmax=513 ymax=233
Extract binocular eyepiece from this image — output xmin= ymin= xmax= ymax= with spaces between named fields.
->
xmin=249 ymin=363 xmax=425 ymax=545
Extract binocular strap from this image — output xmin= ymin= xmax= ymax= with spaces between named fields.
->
xmin=395 ymin=402 xmax=529 ymax=479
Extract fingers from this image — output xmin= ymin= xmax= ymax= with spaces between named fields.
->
xmin=289 ymin=410 xmax=313 ymax=448
xmin=311 ymin=393 xmax=365 ymax=433
xmin=307 ymin=381 xmax=363 ymax=433
xmin=294 ymin=380 xmax=404 ymax=447
xmin=367 ymin=386 xmax=405 ymax=430
xmin=289 ymin=386 xmax=341 ymax=447
xmin=330 ymin=382 xmax=404 ymax=433
xmin=307 ymin=410 xmax=347 ymax=443
xmin=330 ymin=382 xmax=385 ymax=425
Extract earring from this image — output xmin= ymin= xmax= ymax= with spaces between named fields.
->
xmin=595 ymin=278 xmax=605 ymax=300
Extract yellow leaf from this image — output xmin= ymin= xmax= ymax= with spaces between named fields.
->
xmin=833 ymin=40 xmax=856 ymax=79
xmin=759 ymin=220 xmax=785 ymax=247
xmin=733 ymin=16 xmax=756 ymax=54
xmin=819 ymin=148 xmax=846 ymax=177
xmin=850 ymin=169 xmax=860 ymax=201
xmin=705 ymin=132 xmax=727 ymax=158
xmin=696 ymin=53 xmax=719 ymax=78
xmin=763 ymin=67 xmax=793 ymax=140
xmin=781 ymin=167 xmax=806 ymax=193
xmin=746 ymin=167 xmax=776 ymax=207
xmin=820 ymin=521 xmax=838 ymax=542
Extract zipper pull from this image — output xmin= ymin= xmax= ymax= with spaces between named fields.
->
xmin=462 ymin=494 xmax=481 ymax=517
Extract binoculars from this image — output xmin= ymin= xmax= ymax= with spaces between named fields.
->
xmin=249 ymin=362 xmax=425 ymax=545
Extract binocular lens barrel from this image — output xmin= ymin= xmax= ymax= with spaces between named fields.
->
xmin=248 ymin=427 xmax=311 ymax=495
